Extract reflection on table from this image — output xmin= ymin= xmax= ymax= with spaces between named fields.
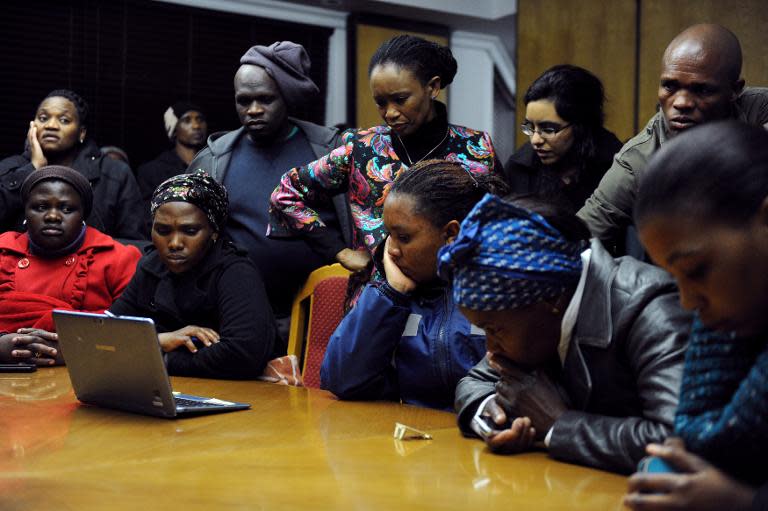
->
xmin=0 ymin=368 xmax=626 ymax=510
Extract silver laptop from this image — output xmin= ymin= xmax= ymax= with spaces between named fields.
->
xmin=53 ymin=310 xmax=250 ymax=418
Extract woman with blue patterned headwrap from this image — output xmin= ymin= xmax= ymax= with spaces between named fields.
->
xmin=444 ymin=193 xmax=692 ymax=474
xmin=109 ymin=170 xmax=285 ymax=379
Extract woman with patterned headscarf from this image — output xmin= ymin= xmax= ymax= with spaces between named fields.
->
xmin=109 ymin=170 xmax=284 ymax=379
xmin=441 ymin=193 xmax=691 ymax=474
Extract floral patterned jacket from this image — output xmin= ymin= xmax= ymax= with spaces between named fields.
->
xmin=268 ymin=123 xmax=497 ymax=257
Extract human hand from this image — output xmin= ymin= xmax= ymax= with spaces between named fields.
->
xmin=28 ymin=122 xmax=48 ymax=169
xmin=490 ymin=353 xmax=568 ymax=440
xmin=624 ymin=438 xmax=755 ymax=511
xmin=335 ymin=247 xmax=371 ymax=272
xmin=382 ymin=237 xmax=416 ymax=294
xmin=157 ymin=325 xmax=220 ymax=353
xmin=0 ymin=329 xmax=60 ymax=366
xmin=477 ymin=394 xmax=537 ymax=454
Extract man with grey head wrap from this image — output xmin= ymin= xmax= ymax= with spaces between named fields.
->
xmin=187 ymin=41 xmax=352 ymax=342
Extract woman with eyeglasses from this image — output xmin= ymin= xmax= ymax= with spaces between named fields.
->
xmin=506 ymin=65 xmax=622 ymax=210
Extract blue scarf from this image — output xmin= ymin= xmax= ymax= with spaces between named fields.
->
xmin=437 ymin=194 xmax=585 ymax=311
xmin=674 ymin=316 xmax=768 ymax=483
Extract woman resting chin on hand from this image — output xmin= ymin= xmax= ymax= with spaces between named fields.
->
xmin=320 ymin=160 xmax=508 ymax=410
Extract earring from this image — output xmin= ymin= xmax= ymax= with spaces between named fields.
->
xmin=22 ymin=219 xmax=27 ymax=226
xmin=547 ymin=294 xmax=565 ymax=315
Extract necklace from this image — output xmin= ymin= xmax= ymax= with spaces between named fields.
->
xmin=394 ymin=128 xmax=450 ymax=167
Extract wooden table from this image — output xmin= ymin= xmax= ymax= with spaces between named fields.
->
xmin=0 ymin=368 xmax=627 ymax=510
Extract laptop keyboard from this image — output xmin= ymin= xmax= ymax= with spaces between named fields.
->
xmin=174 ymin=397 xmax=215 ymax=408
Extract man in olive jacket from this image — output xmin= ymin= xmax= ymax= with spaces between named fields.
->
xmin=577 ymin=24 xmax=768 ymax=251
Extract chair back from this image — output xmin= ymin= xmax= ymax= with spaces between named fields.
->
xmin=287 ymin=264 xmax=350 ymax=388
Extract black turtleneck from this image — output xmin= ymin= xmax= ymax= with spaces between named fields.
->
xmin=390 ymin=101 xmax=450 ymax=165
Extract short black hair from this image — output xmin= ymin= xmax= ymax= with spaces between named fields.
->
xmin=368 ymin=35 xmax=457 ymax=88
xmin=524 ymin=65 xmax=606 ymax=165
xmin=503 ymin=193 xmax=591 ymax=243
xmin=40 ymin=89 xmax=89 ymax=128
xmin=635 ymin=120 xmax=768 ymax=227
xmin=389 ymin=159 xmax=509 ymax=227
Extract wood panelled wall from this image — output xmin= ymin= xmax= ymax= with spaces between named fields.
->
xmin=638 ymin=0 xmax=768 ymax=123
xmin=515 ymin=0 xmax=637 ymax=148
xmin=516 ymin=0 xmax=768 ymax=149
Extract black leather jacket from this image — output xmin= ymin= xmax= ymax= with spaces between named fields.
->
xmin=454 ymin=239 xmax=691 ymax=474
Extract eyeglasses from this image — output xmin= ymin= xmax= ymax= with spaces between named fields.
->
xmin=520 ymin=123 xmax=571 ymax=139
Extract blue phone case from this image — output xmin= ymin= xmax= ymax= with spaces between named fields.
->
xmin=637 ymin=456 xmax=676 ymax=473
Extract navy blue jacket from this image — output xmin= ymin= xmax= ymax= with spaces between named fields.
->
xmin=320 ymin=280 xmax=486 ymax=410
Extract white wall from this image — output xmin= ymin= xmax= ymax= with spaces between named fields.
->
xmin=450 ymin=31 xmax=516 ymax=140
xmin=155 ymin=0 xmax=348 ymax=126
xmin=154 ymin=0 xmax=517 ymax=133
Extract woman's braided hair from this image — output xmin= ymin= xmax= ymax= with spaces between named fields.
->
xmin=390 ymin=159 xmax=509 ymax=227
xmin=368 ymin=34 xmax=457 ymax=88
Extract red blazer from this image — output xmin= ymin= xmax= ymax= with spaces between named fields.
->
xmin=0 ymin=227 xmax=141 ymax=332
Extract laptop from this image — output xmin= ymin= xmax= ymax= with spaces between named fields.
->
xmin=52 ymin=310 xmax=250 ymax=418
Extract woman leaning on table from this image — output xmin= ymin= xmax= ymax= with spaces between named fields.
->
xmin=624 ymin=122 xmax=768 ymax=511
xmin=0 ymin=89 xmax=144 ymax=240
xmin=268 ymin=34 xmax=500 ymax=304
xmin=442 ymin=193 xmax=691 ymax=474
xmin=0 ymin=166 xmax=141 ymax=366
xmin=320 ymin=160 xmax=508 ymax=410
xmin=108 ymin=171 xmax=283 ymax=379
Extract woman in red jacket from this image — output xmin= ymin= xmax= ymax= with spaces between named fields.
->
xmin=0 ymin=166 xmax=141 ymax=366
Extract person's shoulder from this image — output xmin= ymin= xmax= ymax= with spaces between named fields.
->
xmin=0 ymin=153 xmax=30 ymax=172
xmin=207 ymin=240 xmax=263 ymax=285
xmin=204 ymin=128 xmax=244 ymax=156
xmin=589 ymin=127 xmax=624 ymax=168
xmin=613 ymin=251 xmax=677 ymax=295
xmin=595 ymin=126 xmax=624 ymax=150
xmin=612 ymin=113 xmax=664 ymax=172
xmin=82 ymin=227 xmax=142 ymax=256
xmin=88 ymin=144 xmax=134 ymax=179
xmin=291 ymin=117 xmax=340 ymax=142
xmin=137 ymin=150 xmax=178 ymax=173
xmin=739 ymin=86 xmax=768 ymax=103
xmin=737 ymin=87 xmax=768 ymax=124
xmin=447 ymin=123 xmax=489 ymax=140
xmin=504 ymin=142 xmax=537 ymax=168
xmin=0 ymin=230 xmax=27 ymax=253
xmin=347 ymin=125 xmax=387 ymax=139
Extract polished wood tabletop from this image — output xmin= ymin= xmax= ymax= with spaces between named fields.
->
xmin=0 ymin=368 xmax=627 ymax=510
